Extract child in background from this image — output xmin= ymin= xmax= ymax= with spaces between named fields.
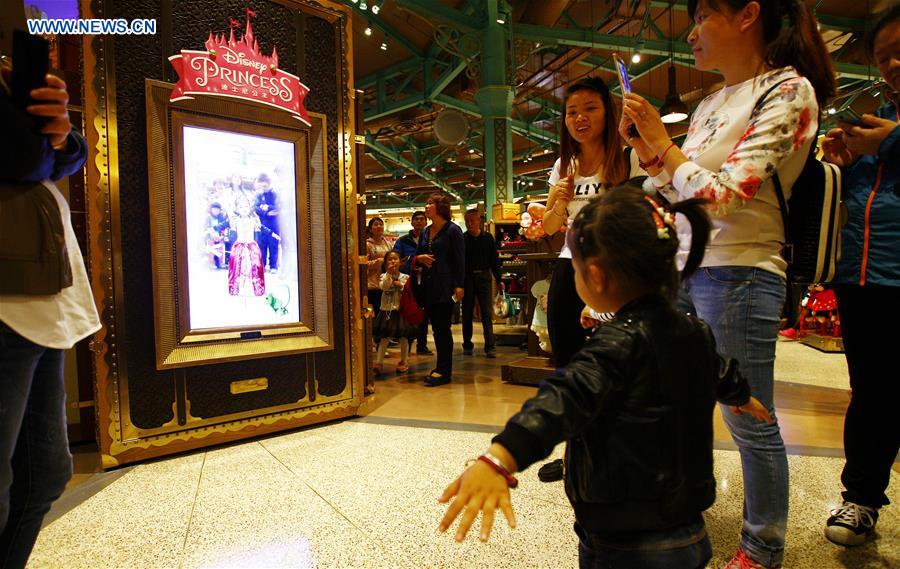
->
xmin=205 ymin=201 xmax=230 ymax=270
xmin=373 ymin=251 xmax=416 ymax=374
xmin=436 ymin=184 xmax=771 ymax=568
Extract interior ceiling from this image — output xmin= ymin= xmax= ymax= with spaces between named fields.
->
xmin=344 ymin=0 xmax=890 ymax=209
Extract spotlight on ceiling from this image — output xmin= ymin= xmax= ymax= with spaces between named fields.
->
xmin=660 ymin=64 xmax=689 ymax=124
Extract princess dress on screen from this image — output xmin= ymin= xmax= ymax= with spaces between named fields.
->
xmin=228 ymin=211 xmax=266 ymax=297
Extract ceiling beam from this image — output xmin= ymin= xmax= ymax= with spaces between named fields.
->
xmin=342 ymin=1 xmax=424 ymax=57
xmin=365 ymin=134 xmax=463 ymax=200
xmin=395 ymin=0 xmax=480 ymax=36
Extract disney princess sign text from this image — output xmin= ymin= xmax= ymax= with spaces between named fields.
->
xmin=169 ymin=15 xmax=310 ymax=125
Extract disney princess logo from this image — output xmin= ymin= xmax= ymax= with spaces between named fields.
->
xmin=168 ymin=9 xmax=311 ymax=125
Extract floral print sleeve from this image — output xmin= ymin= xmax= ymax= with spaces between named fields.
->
xmin=672 ymin=77 xmax=818 ymax=218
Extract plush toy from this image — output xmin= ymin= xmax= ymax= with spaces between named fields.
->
xmin=521 ymin=202 xmax=547 ymax=240
xmin=264 ymin=286 xmax=290 ymax=315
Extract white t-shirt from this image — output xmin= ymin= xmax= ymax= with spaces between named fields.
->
xmin=0 ymin=180 xmax=101 ymax=349
xmin=548 ymin=150 xmax=642 ymax=258
xmin=650 ymin=67 xmax=818 ymax=278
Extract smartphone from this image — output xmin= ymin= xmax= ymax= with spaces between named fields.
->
xmin=613 ymin=53 xmax=638 ymax=138
xmin=10 ymin=30 xmax=50 ymax=126
xmin=832 ymin=107 xmax=867 ymax=128
xmin=613 ymin=53 xmax=632 ymax=94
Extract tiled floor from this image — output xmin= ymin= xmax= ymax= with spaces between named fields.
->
xmin=29 ymin=329 xmax=899 ymax=568
xmin=28 ymin=421 xmax=898 ymax=568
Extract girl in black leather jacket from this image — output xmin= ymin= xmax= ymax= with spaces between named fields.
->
xmin=437 ymin=184 xmax=772 ymax=569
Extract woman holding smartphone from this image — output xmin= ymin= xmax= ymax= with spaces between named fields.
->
xmin=820 ymin=4 xmax=900 ymax=548
xmin=414 ymin=192 xmax=464 ymax=387
xmin=542 ymin=76 xmax=640 ymax=369
xmin=620 ymin=1 xmax=835 ymax=567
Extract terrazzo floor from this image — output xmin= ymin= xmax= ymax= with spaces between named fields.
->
xmin=28 ymin=420 xmax=898 ymax=569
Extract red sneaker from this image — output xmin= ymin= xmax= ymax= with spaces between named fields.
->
xmin=777 ymin=327 xmax=798 ymax=341
xmin=723 ymin=548 xmax=778 ymax=569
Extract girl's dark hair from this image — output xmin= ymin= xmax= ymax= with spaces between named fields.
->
xmin=688 ymin=0 xmax=836 ymax=106
xmin=383 ymin=249 xmax=400 ymax=266
xmin=868 ymin=3 xmax=900 ymax=56
xmin=367 ymin=216 xmax=384 ymax=238
xmin=559 ymin=76 xmax=629 ymax=186
xmin=427 ymin=192 xmax=453 ymax=221
xmin=566 ymin=184 xmax=711 ymax=299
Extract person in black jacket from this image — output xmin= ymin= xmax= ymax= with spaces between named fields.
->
xmin=413 ymin=192 xmax=464 ymax=386
xmin=437 ymin=185 xmax=770 ymax=568
xmin=462 ymin=209 xmax=501 ymax=358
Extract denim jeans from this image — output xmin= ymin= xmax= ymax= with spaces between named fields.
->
xmin=575 ymin=518 xmax=712 ymax=569
xmin=0 ymin=322 xmax=73 ymax=569
xmin=680 ymin=267 xmax=788 ymax=567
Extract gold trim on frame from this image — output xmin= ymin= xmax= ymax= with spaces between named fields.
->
xmin=84 ymin=0 xmax=363 ymax=466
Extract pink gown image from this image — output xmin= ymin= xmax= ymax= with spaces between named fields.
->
xmin=228 ymin=215 xmax=266 ymax=296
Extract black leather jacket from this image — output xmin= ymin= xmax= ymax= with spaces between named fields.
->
xmin=493 ymin=294 xmax=751 ymax=536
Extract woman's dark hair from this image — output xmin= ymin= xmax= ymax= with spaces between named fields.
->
xmin=366 ymin=216 xmax=384 ymax=238
xmin=559 ymin=76 xmax=629 ymax=186
xmin=427 ymin=192 xmax=453 ymax=221
xmin=688 ymin=0 xmax=836 ymax=106
xmin=868 ymin=3 xmax=900 ymax=57
xmin=566 ymin=184 xmax=711 ymax=299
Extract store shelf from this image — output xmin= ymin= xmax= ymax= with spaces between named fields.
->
xmin=502 ymin=356 xmax=555 ymax=386
xmin=799 ymin=332 xmax=844 ymax=353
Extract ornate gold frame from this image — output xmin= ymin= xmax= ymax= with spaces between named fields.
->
xmin=82 ymin=0 xmax=363 ymax=467
xmin=144 ymin=80 xmax=333 ymax=369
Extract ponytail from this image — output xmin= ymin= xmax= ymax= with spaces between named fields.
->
xmin=689 ymin=0 xmax=837 ymax=106
xmin=669 ymin=198 xmax=712 ymax=283
xmin=566 ymin=184 xmax=711 ymax=300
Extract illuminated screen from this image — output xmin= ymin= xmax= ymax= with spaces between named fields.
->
xmin=616 ymin=58 xmax=632 ymax=94
xmin=181 ymin=125 xmax=301 ymax=330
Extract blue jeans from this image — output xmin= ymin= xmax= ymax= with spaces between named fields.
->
xmin=576 ymin=518 xmax=712 ymax=569
xmin=680 ymin=267 xmax=788 ymax=567
xmin=0 ymin=322 xmax=72 ymax=569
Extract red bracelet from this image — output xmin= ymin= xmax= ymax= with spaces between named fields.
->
xmin=477 ymin=454 xmax=519 ymax=488
xmin=639 ymin=155 xmax=661 ymax=170
xmin=658 ymin=142 xmax=678 ymax=163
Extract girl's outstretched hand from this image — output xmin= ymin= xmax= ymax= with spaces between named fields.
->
xmin=438 ymin=458 xmax=516 ymax=543
xmin=730 ymin=396 xmax=773 ymax=424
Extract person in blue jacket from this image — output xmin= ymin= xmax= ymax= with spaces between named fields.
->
xmin=0 ymin=60 xmax=100 ymax=567
xmin=412 ymin=192 xmax=464 ymax=386
xmin=393 ymin=210 xmax=431 ymax=355
xmin=821 ymin=3 xmax=900 ymax=547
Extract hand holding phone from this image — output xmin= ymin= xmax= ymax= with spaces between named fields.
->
xmin=613 ymin=54 xmax=638 ymax=138
xmin=10 ymin=30 xmax=50 ymax=125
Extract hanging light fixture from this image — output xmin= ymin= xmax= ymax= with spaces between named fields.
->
xmin=660 ymin=3 xmax=689 ymax=123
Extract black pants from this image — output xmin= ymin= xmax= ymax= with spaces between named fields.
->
xmin=547 ymin=258 xmax=589 ymax=367
xmin=834 ymin=284 xmax=900 ymax=508
xmin=416 ymin=319 xmax=429 ymax=351
xmin=429 ymin=302 xmax=455 ymax=376
xmin=462 ymin=271 xmax=495 ymax=352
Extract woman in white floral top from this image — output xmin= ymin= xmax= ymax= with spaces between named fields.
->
xmin=620 ymin=1 xmax=836 ymax=568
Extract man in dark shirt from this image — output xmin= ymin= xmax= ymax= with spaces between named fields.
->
xmin=393 ymin=211 xmax=431 ymax=354
xmin=462 ymin=209 xmax=501 ymax=357
xmin=253 ymin=173 xmax=280 ymax=272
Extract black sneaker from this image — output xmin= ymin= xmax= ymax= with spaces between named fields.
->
xmin=416 ymin=347 xmax=433 ymax=355
xmin=424 ymin=373 xmax=451 ymax=387
xmin=485 ymin=350 xmax=497 ymax=358
xmin=825 ymin=501 xmax=878 ymax=546
xmin=538 ymin=458 xmax=564 ymax=482
xmin=463 ymin=347 xmax=473 ymax=356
